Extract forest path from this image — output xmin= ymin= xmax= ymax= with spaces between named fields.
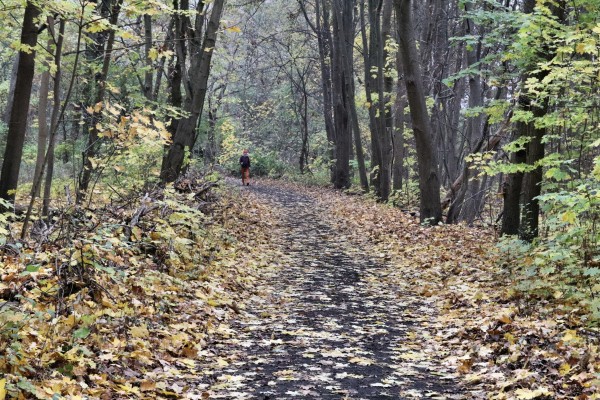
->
xmin=197 ymin=180 xmax=462 ymax=399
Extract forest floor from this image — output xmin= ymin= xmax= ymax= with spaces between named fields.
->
xmin=1 ymin=176 xmax=598 ymax=399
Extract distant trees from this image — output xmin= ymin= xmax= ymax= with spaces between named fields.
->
xmin=0 ymin=0 xmax=597 ymax=243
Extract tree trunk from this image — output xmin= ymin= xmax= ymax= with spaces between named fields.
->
xmin=501 ymin=0 xmax=564 ymax=239
xmin=43 ymin=18 xmax=65 ymax=216
xmin=395 ymin=0 xmax=442 ymax=224
xmin=299 ymin=0 xmax=336 ymax=181
xmin=78 ymin=0 xmax=123 ymax=203
xmin=519 ymin=105 xmax=546 ymax=241
xmin=360 ymin=0 xmax=383 ymax=196
xmin=2 ymin=54 xmax=19 ymax=124
xmin=378 ymin=0 xmax=393 ymax=201
xmin=392 ymin=86 xmax=406 ymax=191
xmin=501 ymin=134 xmax=526 ymax=235
xmin=329 ymin=0 xmax=353 ymax=189
xmin=348 ymin=83 xmax=369 ymax=192
xmin=35 ymin=38 xmax=52 ymax=197
xmin=0 ymin=1 xmax=41 ymax=202
xmin=143 ymin=14 xmax=154 ymax=101
xmin=161 ymin=0 xmax=226 ymax=182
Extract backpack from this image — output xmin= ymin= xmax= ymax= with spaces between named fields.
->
xmin=240 ymin=155 xmax=250 ymax=168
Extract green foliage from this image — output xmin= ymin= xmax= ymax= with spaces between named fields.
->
xmin=500 ymin=165 xmax=600 ymax=321
xmin=88 ymin=104 xmax=170 ymax=198
xmin=456 ymin=0 xmax=600 ymax=321
xmin=387 ymin=180 xmax=420 ymax=209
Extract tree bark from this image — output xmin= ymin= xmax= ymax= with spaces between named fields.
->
xmin=43 ymin=18 xmax=66 ymax=216
xmin=392 ymin=84 xmax=406 ymax=191
xmin=161 ymin=0 xmax=226 ymax=182
xmin=78 ymin=0 xmax=123 ymax=203
xmin=299 ymin=0 xmax=336 ymax=181
xmin=501 ymin=0 xmax=564 ymax=239
xmin=143 ymin=14 xmax=154 ymax=101
xmin=2 ymin=54 xmax=19 ymax=125
xmin=35 ymin=37 xmax=52 ymax=197
xmin=329 ymin=0 xmax=353 ymax=189
xmin=395 ymin=0 xmax=442 ymax=224
xmin=360 ymin=1 xmax=383 ymax=196
xmin=0 ymin=1 xmax=41 ymax=202
xmin=378 ymin=0 xmax=393 ymax=201
xmin=348 ymin=80 xmax=369 ymax=192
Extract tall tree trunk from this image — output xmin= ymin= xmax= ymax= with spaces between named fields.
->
xmin=78 ymin=0 xmax=123 ymax=203
xmin=348 ymin=82 xmax=369 ymax=192
xmin=360 ymin=0 xmax=383 ymax=196
xmin=167 ymin=7 xmax=183 ymax=137
xmin=161 ymin=0 xmax=226 ymax=182
xmin=501 ymin=131 xmax=526 ymax=235
xmin=453 ymin=2 xmax=486 ymax=224
xmin=329 ymin=0 xmax=353 ymax=189
xmin=395 ymin=0 xmax=442 ymax=224
xmin=35 ymin=37 xmax=52 ymax=197
xmin=519 ymin=101 xmax=546 ymax=241
xmin=300 ymin=80 xmax=310 ymax=173
xmin=0 ymin=1 xmax=41 ymax=202
xmin=143 ymin=14 xmax=154 ymax=101
xmin=501 ymin=0 xmax=564 ymax=239
xmin=299 ymin=0 xmax=336 ymax=181
xmin=379 ymin=0 xmax=394 ymax=199
xmin=2 ymin=54 xmax=19 ymax=124
xmin=392 ymin=83 xmax=406 ymax=191
xmin=43 ymin=18 xmax=66 ymax=216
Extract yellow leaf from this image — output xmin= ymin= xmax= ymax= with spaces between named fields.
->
xmin=559 ymin=362 xmax=571 ymax=376
xmin=562 ymin=329 xmax=579 ymax=342
xmin=131 ymin=226 xmax=142 ymax=241
xmin=561 ymin=210 xmax=576 ymax=224
xmin=226 ymin=25 xmax=242 ymax=33
xmin=216 ymin=358 xmax=229 ymax=368
xmin=89 ymin=157 xmax=98 ymax=169
xmin=504 ymin=332 xmax=516 ymax=345
xmin=498 ymin=314 xmax=512 ymax=324
xmin=118 ymin=383 xmax=140 ymax=394
xmin=140 ymin=381 xmax=156 ymax=392
xmin=120 ymin=30 xmax=136 ymax=40
xmin=0 ymin=378 xmax=6 ymax=400
xmin=130 ymin=324 xmax=149 ymax=338
xmin=514 ymin=388 xmax=553 ymax=399
xmin=148 ymin=48 xmax=159 ymax=61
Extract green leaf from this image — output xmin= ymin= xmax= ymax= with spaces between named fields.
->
xmin=73 ymin=327 xmax=91 ymax=339
xmin=25 ymin=265 xmax=40 ymax=273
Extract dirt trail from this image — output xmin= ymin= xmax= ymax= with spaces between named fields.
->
xmin=197 ymin=182 xmax=462 ymax=399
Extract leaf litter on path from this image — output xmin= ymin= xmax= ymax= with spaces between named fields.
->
xmin=202 ymin=178 xmax=600 ymax=399
xmin=196 ymin=180 xmax=462 ymax=399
